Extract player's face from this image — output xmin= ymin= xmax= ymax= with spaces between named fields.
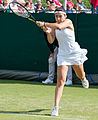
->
xmin=55 ymin=13 xmax=66 ymax=24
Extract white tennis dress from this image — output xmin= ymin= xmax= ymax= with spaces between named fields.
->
xmin=55 ymin=28 xmax=88 ymax=66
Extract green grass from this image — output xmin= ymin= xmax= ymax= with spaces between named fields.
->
xmin=0 ymin=79 xmax=98 ymax=120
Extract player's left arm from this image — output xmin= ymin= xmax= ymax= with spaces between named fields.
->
xmin=44 ymin=19 xmax=74 ymax=30
xmin=36 ymin=19 xmax=74 ymax=30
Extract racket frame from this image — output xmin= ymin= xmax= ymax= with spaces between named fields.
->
xmin=9 ymin=2 xmax=36 ymax=23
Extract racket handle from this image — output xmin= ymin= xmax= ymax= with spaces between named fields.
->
xmin=43 ymin=26 xmax=46 ymax=29
xmin=28 ymin=18 xmax=36 ymax=23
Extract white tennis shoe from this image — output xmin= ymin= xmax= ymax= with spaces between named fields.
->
xmin=42 ymin=78 xmax=53 ymax=84
xmin=82 ymin=78 xmax=89 ymax=88
xmin=65 ymin=80 xmax=72 ymax=86
xmin=51 ymin=106 xmax=59 ymax=116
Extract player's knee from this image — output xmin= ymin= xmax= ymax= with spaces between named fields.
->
xmin=57 ymin=79 xmax=65 ymax=87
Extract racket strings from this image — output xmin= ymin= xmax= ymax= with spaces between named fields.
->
xmin=9 ymin=2 xmax=30 ymax=18
xmin=9 ymin=2 xmax=36 ymax=23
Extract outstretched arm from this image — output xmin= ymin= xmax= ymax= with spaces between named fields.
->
xmin=36 ymin=21 xmax=55 ymax=44
xmin=45 ymin=19 xmax=74 ymax=30
xmin=36 ymin=19 xmax=74 ymax=31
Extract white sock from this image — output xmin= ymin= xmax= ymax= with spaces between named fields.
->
xmin=54 ymin=106 xmax=59 ymax=109
xmin=81 ymin=77 xmax=87 ymax=81
xmin=84 ymin=77 xmax=87 ymax=80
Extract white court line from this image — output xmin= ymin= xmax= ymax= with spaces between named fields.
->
xmin=0 ymin=112 xmax=87 ymax=120
xmin=16 ymin=113 xmax=87 ymax=120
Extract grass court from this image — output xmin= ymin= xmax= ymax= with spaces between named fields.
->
xmin=0 ymin=79 xmax=98 ymax=120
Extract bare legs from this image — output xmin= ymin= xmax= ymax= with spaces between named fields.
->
xmin=55 ymin=65 xmax=68 ymax=107
xmin=72 ymin=64 xmax=89 ymax=88
xmin=52 ymin=64 xmax=89 ymax=116
xmin=51 ymin=65 xmax=68 ymax=116
xmin=72 ymin=64 xmax=85 ymax=80
xmin=54 ymin=64 xmax=86 ymax=107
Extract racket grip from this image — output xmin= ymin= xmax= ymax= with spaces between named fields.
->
xmin=43 ymin=26 xmax=49 ymax=32
xmin=43 ymin=26 xmax=46 ymax=29
xmin=28 ymin=18 xmax=35 ymax=23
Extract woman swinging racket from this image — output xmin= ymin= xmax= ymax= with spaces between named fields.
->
xmin=36 ymin=7 xmax=89 ymax=116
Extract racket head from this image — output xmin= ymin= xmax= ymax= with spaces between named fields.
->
xmin=9 ymin=2 xmax=30 ymax=18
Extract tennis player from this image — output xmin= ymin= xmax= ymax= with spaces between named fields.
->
xmin=36 ymin=7 xmax=89 ymax=116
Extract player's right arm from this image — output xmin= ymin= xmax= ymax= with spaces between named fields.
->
xmin=36 ymin=21 xmax=55 ymax=44
xmin=45 ymin=28 xmax=55 ymax=44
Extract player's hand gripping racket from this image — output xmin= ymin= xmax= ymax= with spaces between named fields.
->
xmin=9 ymin=2 xmax=36 ymax=23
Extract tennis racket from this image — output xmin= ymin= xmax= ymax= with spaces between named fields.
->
xmin=9 ymin=2 xmax=36 ymax=23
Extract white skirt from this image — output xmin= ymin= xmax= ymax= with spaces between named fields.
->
xmin=57 ymin=49 xmax=88 ymax=66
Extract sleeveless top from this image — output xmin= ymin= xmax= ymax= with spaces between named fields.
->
xmin=55 ymin=28 xmax=82 ymax=57
xmin=55 ymin=28 xmax=88 ymax=65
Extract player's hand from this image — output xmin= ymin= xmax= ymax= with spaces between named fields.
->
xmin=40 ymin=26 xmax=52 ymax=33
xmin=36 ymin=21 xmax=52 ymax=34
xmin=49 ymin=53 xmax=54 ymax=59
xmin=45 ymin=27 xmax=52 ymax=34
xmin=36 ymin=21 xmax=44 ymax=27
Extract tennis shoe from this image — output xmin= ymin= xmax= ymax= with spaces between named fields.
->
xmin=51 ymin=106 xmax=59 ymax=116
xmin=65 ymin=80 xmax=72 ymax=86
xmin=42 ymin=78 xmax=53 ymax=84
xmin=82 ymin=78 xmax=89 ymax=88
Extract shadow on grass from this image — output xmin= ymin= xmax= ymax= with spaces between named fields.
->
xmin=0 ymin=79 xmax=98 ymax=89
xmin=0 ymin=79 xmax=57 ymax=87
xmin=65 ymin=84 xmax=98 ymax=89
xmin=0 ymin=109 xmax=51 ymax=116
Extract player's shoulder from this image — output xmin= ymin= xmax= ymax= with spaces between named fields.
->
xmin=66 ymin=19 xmax=72 ymax=23
xmin=65 ymin=19 xmax=73 ymax=26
